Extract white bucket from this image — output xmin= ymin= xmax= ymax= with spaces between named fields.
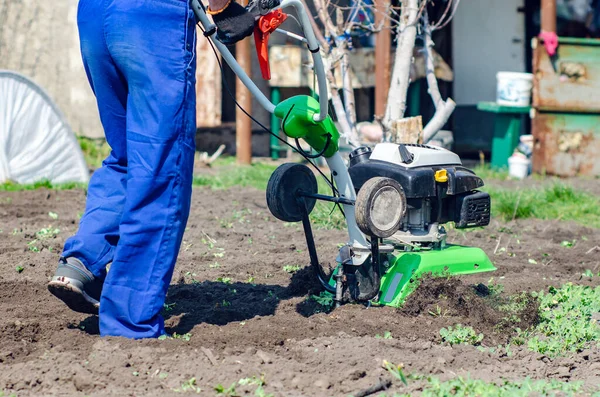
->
xmin=496 ymin=72 xmax=533 ymax=107
xmin=508 ymin=155 xmax=531 ymax=179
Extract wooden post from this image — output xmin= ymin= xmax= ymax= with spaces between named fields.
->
xmin=375 ymin=0 xmax=391 ymax=119
xmin=540 ymin=0 xmax=556 ymax=33
xmin=196 ymin=27 xmax=222 ymax=128
xmin=236 ymin=0 xmax=252 ymax=165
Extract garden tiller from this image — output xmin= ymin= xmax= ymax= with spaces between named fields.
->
xmin=192 ymin=0 xmax=495 ymax=307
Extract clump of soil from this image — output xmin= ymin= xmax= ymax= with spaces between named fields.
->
xmin=401 ymin=276 xmax=540 ymax=346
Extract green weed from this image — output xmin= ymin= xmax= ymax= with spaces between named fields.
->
xmin=582 ymin=269 xmax=594 ymax=279
xmin=310 ymin=291 xmax=334 ymax=310
xmin=440 ymin=324 xmax=483 ymax=346
xmin=174 ymin=377 xmax=202 ymax=394
xmin=525 ymin=283 xmax=600 ymax=356
xmin=375 ymin=331 xmax=393 ymax=339
xmin=28 ymin=240 xmax=40 ymax=252
xmin=158 ymin=332 xmax=191 ymax=341
xmin=214 ymin=383 xmax=238 ymax=396
xmin=216 ymin=277 xmax=232 ymax=284
xmin=382 ymin=360 xmax=407 ymax=385
xmin=36 ymin=227 xmax=60 ymax=239
xmin=238 ymin=376 xmax=273 ymax=397
xmin=428 ymin=305 xmax=450 ymax=318
xmin=396 ymin=375 xmax=584 ymax=397
xmin=283 ymin=265 xmax=302 ymax=273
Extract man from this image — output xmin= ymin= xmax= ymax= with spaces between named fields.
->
xmin=48 ymin=0 xmax=256 ymax=339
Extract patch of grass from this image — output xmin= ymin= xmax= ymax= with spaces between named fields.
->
xmin=396 ymin=375 xmax=584 ymax=397
xmin=78 ymin=136 xmax=111 ymax=169
xmin=309 ymin=201 xmax=347 ymax=230
xmin=486 ymin=183 xmax=600 ymax=227
xmin=522 ymin=283 xmax=600 ymax=357
xmin=193 ymin=162 xmax=277 ymax=191
xmin=440 ymin=324 xmax=483 ymax=346
xmin=496 ymin=292 xmax=532 ymax=326
xmin=0 ymin=180 xmax=86 ymax=192
xmin=472 ymin=165 xmax=510 ymax=181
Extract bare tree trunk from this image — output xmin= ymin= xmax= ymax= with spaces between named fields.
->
xmin=423 ymin=16 xmax=442 ymax=108
xmin=340 ymin=52 xmax=360 ymax=146
xmin=382 ymin=0 xmax=419 ymax=133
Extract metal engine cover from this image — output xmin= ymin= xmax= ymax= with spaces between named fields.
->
xmin=348 ymin=144 xmax=484 ymax=199
xmin=369 ymin=143 xmax=462 ymax=168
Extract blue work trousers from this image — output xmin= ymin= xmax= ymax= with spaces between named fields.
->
xmin=63 ymin=0 xmax=197 ymax=338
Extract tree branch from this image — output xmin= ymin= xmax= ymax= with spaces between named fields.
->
xmin=423 ymin=11 xmax=442 ymax=108
xmin=422 ymin=11 xmax=456 ymax=143
xmin=382 ymin=0 xmax=420 ymax=132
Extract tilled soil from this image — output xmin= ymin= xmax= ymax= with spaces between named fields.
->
xmin=0 ymin=185 xmax=599 ymax=396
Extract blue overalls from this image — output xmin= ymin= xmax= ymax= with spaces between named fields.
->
xmin=62 ymin=0 xmax=197 ymax=338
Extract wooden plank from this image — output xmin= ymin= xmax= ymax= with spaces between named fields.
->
xmin=195 ymin=27 xmax=222 ymax=128
xmin=235 ymin=26 xmax=252 ymax=164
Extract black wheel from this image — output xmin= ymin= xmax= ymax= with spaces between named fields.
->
xmin=266 ymin=163 xmax=318 ymax=222
xmin=355 ymin=177 xmax=406 ymax=238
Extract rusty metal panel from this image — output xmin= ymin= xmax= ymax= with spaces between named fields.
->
xmin=532 ymin=112 xmax=600 ymax=176
xmin=533 ymin=37 xmax=600 ymax=113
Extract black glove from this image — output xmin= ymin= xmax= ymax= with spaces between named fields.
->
xmin=210 ymin=1 xmax=257 ymax=45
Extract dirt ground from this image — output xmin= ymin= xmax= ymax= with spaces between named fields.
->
xmin=0 ymin=182 xmax=599 ymax=396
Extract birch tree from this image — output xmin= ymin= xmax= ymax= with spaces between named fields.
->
xmin=305 ymin=0 xmax=460 ymax=145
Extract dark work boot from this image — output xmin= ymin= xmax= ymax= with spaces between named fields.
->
xmin=47 ymin=257 xmax=103 ymax=315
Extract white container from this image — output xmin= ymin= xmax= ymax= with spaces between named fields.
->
xmin=508 ymin=155 xmax=531 ymax=179
xmin=496 ymin=72 xmax=534 ymax=107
